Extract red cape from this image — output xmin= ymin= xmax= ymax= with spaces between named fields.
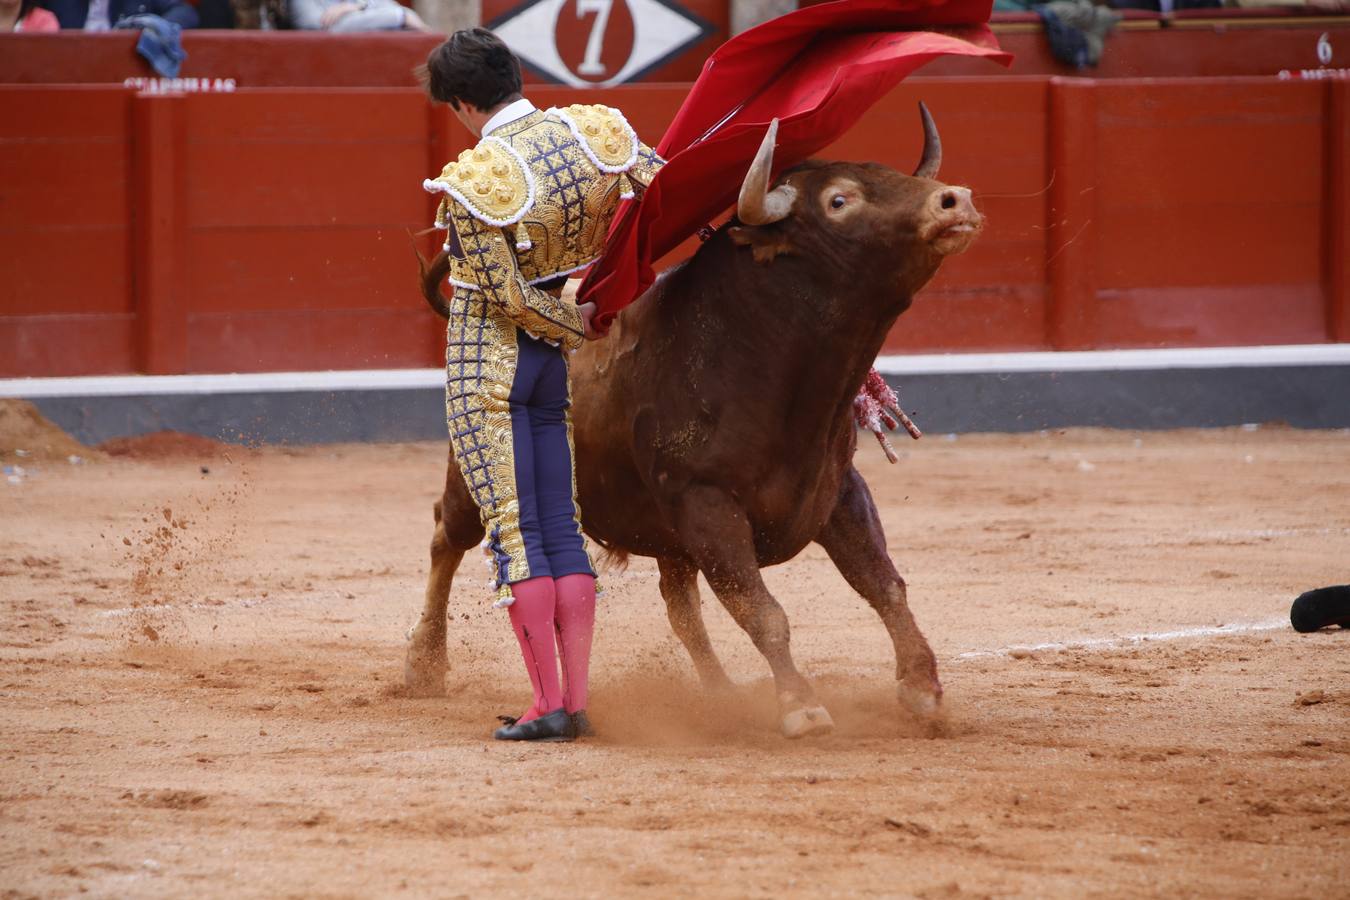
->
xmin=579 ymin=0 xmax=1011 ymax=331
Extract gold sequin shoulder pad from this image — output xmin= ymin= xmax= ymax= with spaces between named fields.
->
xmin=547 ymin=104 xmax=639 ymax=174
xmin=422 ymin=136 xmax=535 ymax=228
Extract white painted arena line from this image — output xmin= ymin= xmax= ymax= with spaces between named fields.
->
xmin=875 ymin=343 xmax=1350 ymax=375
xmin=4 ymin=344 xmax=1349 ymax=399
xmin=0 ymin=368 xmax=446 ymax=398
xmin=952 ymin=616 xmax=1289 ymax=661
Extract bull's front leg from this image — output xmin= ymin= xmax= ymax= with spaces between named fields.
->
xmin=815 ymin=466 xmax=941 ymax=720
xmin=404 ymin=461 xmax=484 ymax=697
xmin=656 ymin=555 xmax=733 ymax=691
xmin=666 ymin=485 xmax=833 ymax=738
xmin=404 ymin=508 xmax=458 ymax=697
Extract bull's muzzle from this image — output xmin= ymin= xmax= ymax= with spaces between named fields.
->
xmin=925 ymin=186 xmax=982 ymax=255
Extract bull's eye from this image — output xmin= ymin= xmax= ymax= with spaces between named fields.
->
xmin=830 ymin=194 xmax=847 ymax=210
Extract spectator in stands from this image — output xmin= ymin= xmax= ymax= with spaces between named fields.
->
xmin=2 ymin=0 xmax=60 ymax=29
xmin=229 ymin=0 xmax=285 ymax=28
xmin=290 ymin=0 xmax=434 ymax=31
xmin=44 ymin=0 xmax=199 ymax=29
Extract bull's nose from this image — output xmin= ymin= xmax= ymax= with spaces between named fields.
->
xmin=933 ymin=186 xmax=976 ymax=218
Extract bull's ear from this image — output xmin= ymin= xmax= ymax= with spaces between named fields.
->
xmin=728 ymin=225 xmax=795 ymax=264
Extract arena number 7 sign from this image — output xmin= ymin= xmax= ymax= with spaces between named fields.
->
xmin=485 ymin=0 xmax=722 ymax=86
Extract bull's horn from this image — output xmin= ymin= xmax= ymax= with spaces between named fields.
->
xmin=738 ymin=118 xmax=797 ymax=225
xmin=912 ymin=102 xmax=942 ymax=180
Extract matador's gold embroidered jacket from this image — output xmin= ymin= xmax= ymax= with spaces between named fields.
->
xmin=422 ymin=103 xmax=664 ymax=604
xmin=424 ymin=103 xmax=664 ymax=349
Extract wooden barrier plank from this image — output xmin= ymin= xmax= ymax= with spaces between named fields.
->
xmin=0 ymin=315 xmax=137 ymax=378
xmin=0 ymin=144 xmax=128 ymax=231
xmin=181 ymin=229 xmax=423 ymax=314
xmin=2 ymin=76 xmax=1347 ymax=378
xmin=175 ymin=88 xmax=432 ymax=377
xmin=1094 ymin=285 xmax=1325 ymax=348
xmin=884 ymin=286 xmax=1049 ymax=353
xmin=1047 ymin=77 xmax=1098 ymax=350
xmin=183 ymin=141 xmax=428 ymax=228
xmin=6 ymin=27 xmax=1350 ymax=87
xmin=829 ymin=79 xmax=1052 ymax=352
xmin=186 ymin=308 xmax=434 ymax=373
xmin=1093 ymin=79 xmax=1325 ymax=347
xmin=1 ymin=235 xmax=129 ymax=320
xmin=133 ymin=93 xmax=188 ymax=375
xmin=0 ymin=87 xmax=134 ymax=375
xmin=1329 ymin=80 xmax=1350 ymax=343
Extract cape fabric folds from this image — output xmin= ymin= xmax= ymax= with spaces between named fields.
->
xmin=578 ymin=0 xmax=1012 ymax=330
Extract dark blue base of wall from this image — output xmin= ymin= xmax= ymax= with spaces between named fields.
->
xmin=23 ymin=363 xmax=1350 ymax=447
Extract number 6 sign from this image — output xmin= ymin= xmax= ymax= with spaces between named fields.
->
xmin=486 ymin=0 xmax=724 ymax=86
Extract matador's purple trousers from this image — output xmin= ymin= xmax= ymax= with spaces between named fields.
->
xmin=503 ymin=333 xmax=597 ymax=724
xmin=506 ymin=333 xmax=593 ymax=582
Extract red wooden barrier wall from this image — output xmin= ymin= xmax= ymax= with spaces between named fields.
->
xmin=2 ymin=21 xmax=1348 ymax=88
xmin=2 ymin=76 xmax=1347 ymax=377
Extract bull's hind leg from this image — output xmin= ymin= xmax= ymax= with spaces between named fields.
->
xmin=657 ymin=556 xmax=733 ymax=691
xmin=816 ymin=466 xmax=941 ymax=718
xmin=668 ymin=486 xmax=833 ymax=738
xmin=404 ymin=455 xmax=485 ymax=697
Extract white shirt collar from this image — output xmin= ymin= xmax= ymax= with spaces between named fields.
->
xmin=482 ymin=98 xmax=537 ymax=137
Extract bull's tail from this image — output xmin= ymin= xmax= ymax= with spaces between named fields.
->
xmin=409 ymin=230 xmax=452 ymax=320
xmin=589 ymin=535 xmax=631 ymax=573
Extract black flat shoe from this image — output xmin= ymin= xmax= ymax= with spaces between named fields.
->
xmin=571 ymin=710 xmax=595 ymax=738
xmin=1291 ymin=585 xmax=1350 ymax=633
xmin=493 ymin=708 xmax=575 ymax=742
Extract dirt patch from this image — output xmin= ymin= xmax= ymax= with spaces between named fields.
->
xmin=98 ymin=430 xmax=231 ymax=460
xmin=1 ymin=429 xmax=1348 ymax=897
xmin=0 ymin=399 xmax=94 ymax=463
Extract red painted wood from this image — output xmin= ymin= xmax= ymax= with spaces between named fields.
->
xmin=133 ymin=93 xmax=189 ymax=375
xmin=170 ymin=91 xmax=431 ymax=373
xmin=1092 ymin=79 xmax=1325 ymax=348
xmin=186 ymin=309 xmax=433 ymax=373
xmin=0 ymin=32 xmax=444 ymax=89
xmin=1047 ymin=78 xmax=1097 ymax=350
xmin=425 ymin=103 xmax=461 ymax=365
xmin=926 ymin=22 xmax=1350 ymax=79
xmin=1329 ymin=80 xmax=1350 ymax=343
xmin=2 ymin=76 xmax=1348 ymax=378
xmin=0 ymin=87 xmax=135 ymax=376
xmin=824 ymin=79 xmax=1051 ymax=352
xmin=0 ymin=316 xmax=137 ymax=378
xmin=4 ymin=25 xmax=1349 ymax=89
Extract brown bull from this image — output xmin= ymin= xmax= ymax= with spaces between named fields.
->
xmin=405 ymin=105 xmax=983 ymax=737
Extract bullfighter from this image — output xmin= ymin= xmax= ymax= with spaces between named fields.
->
xmin=419 ymin=29 xmax=663 ymax=742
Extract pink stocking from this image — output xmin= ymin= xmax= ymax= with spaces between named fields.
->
xmin=553 ymin=573 xmax=597 ymax=714
xmin=507 ymin=576 xmax=565 ymax=723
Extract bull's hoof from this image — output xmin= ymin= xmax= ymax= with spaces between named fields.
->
xmin=403 ymin=662 xmax=446 ymax=698
xmin=403 ymin=645 xmax=447 ymax=698
xmin=698 ymin=670 xmax=737 ymax=695
xmin=781 ymin=705 xmax=835 ymax=739
xmin=896 ymin=683 xmax=942 ymax=719
xmin=404 ymin=620 xmax=448 ymax=697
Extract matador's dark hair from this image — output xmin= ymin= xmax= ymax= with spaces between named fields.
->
xmin=419 ymin=28 xmax=523 ymax=112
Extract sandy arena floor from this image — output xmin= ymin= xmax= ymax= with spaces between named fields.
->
xmin=1 ymin=427 xmax=1348 ymax=898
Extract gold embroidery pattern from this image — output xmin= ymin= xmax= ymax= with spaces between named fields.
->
xmin=428 ymin=105 xmax=665 ymax=604
xmin=503 ymin=115 xmax=624 ymax=288
xmin=629 ymin=143 xmax=666 ymax=192
xmin=445 ymin=287 xmax=530 ymax=604
xmin=428 ymin=139 xmax=533 ymax=227
xmin=444 ymin=198 xmax=585 ymax=348
xmin=553 ymin=104 xmax=638 ymax=171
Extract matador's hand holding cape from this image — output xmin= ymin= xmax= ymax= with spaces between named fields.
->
xmin=578 ymin=0 xmax=1010 ymax=460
